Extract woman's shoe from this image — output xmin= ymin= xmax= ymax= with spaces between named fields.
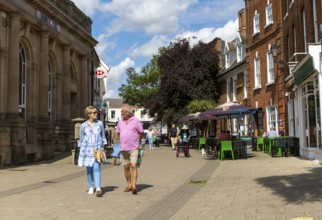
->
xmin=95 ymin=188 xmax=102 ymax=197
xmin=132 ymin=188 xmax=137 ymax=195
xmin=88 ymin=187 xmax=94 ymax=195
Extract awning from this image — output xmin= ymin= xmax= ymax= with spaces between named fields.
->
xmin=292 ymin=54 xmax=316 ymax=85
xmin=200 ymin=102 xmax=257 ymax=118
xmin=179 ymin=112 xmax=217 ymax=122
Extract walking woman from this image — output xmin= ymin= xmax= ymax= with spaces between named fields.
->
xmin=78 ymin=106 xmax=107 ymax=197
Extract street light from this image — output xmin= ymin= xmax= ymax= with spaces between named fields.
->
xmin=271 ymin=43 xmax=279 ymax=60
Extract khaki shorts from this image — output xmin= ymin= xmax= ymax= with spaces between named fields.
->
xmin=120 ymin=149 xmax=139 ymax=166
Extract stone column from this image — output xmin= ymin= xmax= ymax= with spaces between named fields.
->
xmin=7 ymin=13 xmax=20 ymax=117
xmin=62 ymin=45 xmax=71 ymax=120
xmin=38 ymin=32 xmax=49 ymax=120
xmin=0 ymin=48 xmax=7 ymax=116
xmin=80 ymin=56 xmax=88 ymax=114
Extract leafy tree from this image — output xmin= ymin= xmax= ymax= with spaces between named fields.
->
xmin=118 ymin=53 xmax=161 ymax=107
xmin=146 ymin=38 xmax=220 ymax=124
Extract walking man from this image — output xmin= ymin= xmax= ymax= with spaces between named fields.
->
xmin=169 ymin=124 xmax=178 ymax=150
xmin=117 ymin=106 xmax=144 ymax=195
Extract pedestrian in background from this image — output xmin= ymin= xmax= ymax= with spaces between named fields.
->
xmin=146 ymin=127 xmax=155 ymax=150
xmin=111 ymin=122 xmax=121 ymax=165
xmin=78 ymin=106 xmax=107 ymax=197
xmin=178 ymin=125 xmax=190 ymax=144
xmin=117 ymin=106 xmax=144 ymax=195
xmin=154 ymin=127 xmax=161 ymax=149
xmin=169 ymin=124 xmax=178 ymax=150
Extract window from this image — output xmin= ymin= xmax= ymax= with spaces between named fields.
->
xmin=302 ymin=10 xmax=307 ymax=52
xmin=140 ymin=110 xmax=144 ymax=119
xmin=237 ymin=39 xmax=243 ymax=62
xmin=243 ymin=71 xmax=247 ymax=99
xmin=293 ymin=26 xmax=297 ymax=54
xmin=267 ymin=50 xmax=274 ymax=83
xmin=233 ymin=76 xmax=237 ymax=102
xmin=254 ymin=57 xmax=261 ymax=88
xmin=225 ymin=52 xmax=230 ymax=68
xmin=19 ymin=43 xmax=26 ymax=119
xmin=48 ymin=61 xmax=53 ymax=117
xmin=253 ymin=13 xmax=260 ymax=34
xmin=266 ymin=106 xmax=278 ymax=132
xmin=226 ymin=79 xmax=231 ymax=102
xmin=266 ymin=4 xmax=273 ymax=26
xmin=111 ymin=110 xmax=115 ymax=119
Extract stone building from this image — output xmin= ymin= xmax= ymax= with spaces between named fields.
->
xmin=282 ymin=0 xmax=322 ymax=160
xmin=0 ymin=0 xmax=103 ymax=165
xmin=244 ymin=0 xmax=287 ymax=136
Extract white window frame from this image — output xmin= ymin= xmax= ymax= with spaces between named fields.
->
xmin=302 ymin=10 xmax=307 ymax=52
xmin=48 ymin=61 xmax=52 ymax=117
xmin=267 ymin=50 xmax=275 ymax=84
xmin=111 ymin=110 xmax=115 ymax=119
xmin=232 ymin=76 xmax=237 ymax=102
xmin=19 ymin=43 xmax=26 ymax=119
xmin=226 ymin=79 xmax=231 ymax=102
xmin=253 ymin=13 xmax=260 ymax=34
xmin=266 ymin=4 xmax=273 ymax=26
xmin=237 ymin=42 xmax=242 ymax=62
xmin=266 ymin=105 xmax=278 ymax=133
xmin=243 ymin=71 xmax=247 ymax=99
xmin=254 ymin=57 xmax=261 ymax=89
xmin=225 ymin=52 xmax=230 ymax=69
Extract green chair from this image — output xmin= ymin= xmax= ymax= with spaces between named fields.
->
xmin=198 ymin=137 xmax=206 ymax=150
xmin=256 ymin=137 xmax=264 ymax=151
xmin=219 ymin=140 xmax=234 ymax=160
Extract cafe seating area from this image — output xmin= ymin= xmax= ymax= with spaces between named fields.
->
xmin=190 ymin=135 xmax=299 ymax=161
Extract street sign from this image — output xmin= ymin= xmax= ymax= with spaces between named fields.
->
xmin=95 ymin=66 xmax=107 ymax=79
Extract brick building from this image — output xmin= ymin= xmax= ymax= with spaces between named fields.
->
xmin=245 ymin=0 xmax=287 ymax=137
xmin=282 ymin=0 xmax=322 ymax=160
xmin=0 ymin=0 xmax=104 ymax=165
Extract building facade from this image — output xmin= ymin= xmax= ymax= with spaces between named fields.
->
xmin=282 ymin=0 xmax=322 ymax=160
xmin=0 ymin=0 xmax=103 ymax=165
xmin=217 ymin=9 xmax=251 ymax=136
xmin=245 ymin=0 xmax=287 ymax=137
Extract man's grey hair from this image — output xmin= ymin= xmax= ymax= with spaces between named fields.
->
xmin=127 ymin=107 xmax=135 ymax=115
xmin=123 ymin=106 xmax=135 ymax=115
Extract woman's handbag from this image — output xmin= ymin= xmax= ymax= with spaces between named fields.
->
xmin=94 ymin=149 xmax=107 ymax=164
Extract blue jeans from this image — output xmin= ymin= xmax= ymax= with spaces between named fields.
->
xmin=86 ymin=160 xmax=101 ymax=188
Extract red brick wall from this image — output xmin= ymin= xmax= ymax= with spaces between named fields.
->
xmin=245 ymin=0 xmax=287 ymax=134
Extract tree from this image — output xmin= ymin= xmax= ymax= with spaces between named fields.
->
xmin=146 ymin=38 xmax=220 ymax=124
xmin=118 ymin=54 xmax=161 ymax=107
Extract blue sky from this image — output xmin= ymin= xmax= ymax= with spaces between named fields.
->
xmin=72 ymin=0 xmax=245 ymax=98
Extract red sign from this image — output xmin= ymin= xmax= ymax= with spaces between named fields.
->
xmin=95 ymin=67 xmax=107 ymax=79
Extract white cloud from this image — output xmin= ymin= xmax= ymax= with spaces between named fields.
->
xmin=99 ymin=0 xmax=197 ymax=35
xmin=103 ymin=57 xmax=135 ymax=99
xmin=130 ymin=35 xmax=169 ymax=58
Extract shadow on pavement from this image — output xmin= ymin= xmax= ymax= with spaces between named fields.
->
xmin=136 ymin=184 xmax=153 ymax=192
xmin=101 ymin=186 xmax=118 ymax=195
xmin=256 ymin=166 xmax=322 ymax=204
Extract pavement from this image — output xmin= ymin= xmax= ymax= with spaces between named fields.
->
xmin=1 ymin=145 xmax=322 ymax=220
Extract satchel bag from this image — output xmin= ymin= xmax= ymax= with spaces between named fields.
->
xmin=91 ymin=134 xmax=107 ymax=164
xmin=94 ymin=149 xmax=106 ymax=163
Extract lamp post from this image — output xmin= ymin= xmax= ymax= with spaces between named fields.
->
xmin=271 ymin=43 xmax=278 ymax=58
xmin=102 ymin=102 xmax=107 ymax=128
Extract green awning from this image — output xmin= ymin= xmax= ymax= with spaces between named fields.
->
xmin=293 ymin=55 xmax=316 ymax=85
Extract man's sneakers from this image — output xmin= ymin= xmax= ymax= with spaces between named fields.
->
xmin=95 ymin=188 xmax=102 ymax=197
xmin=88 ymin=187 xmax=94 ymax=195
